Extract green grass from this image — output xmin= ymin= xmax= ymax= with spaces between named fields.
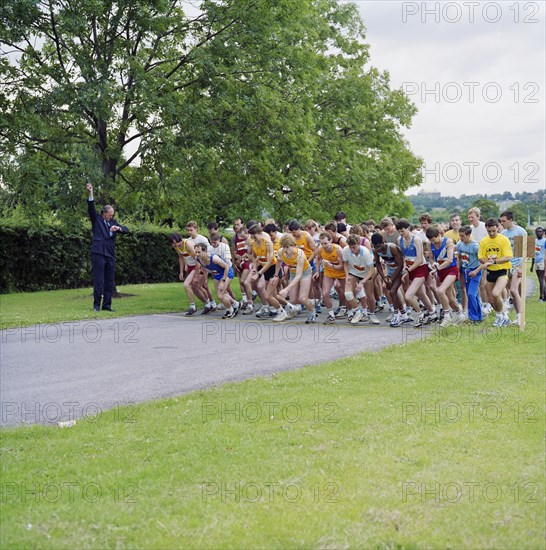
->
xmin=1 ymin=298 xmax=544 ymax=548
xmin=0 ymin=282 xmax=194 ymax=329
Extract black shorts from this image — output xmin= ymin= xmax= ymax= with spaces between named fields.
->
xmin=262 ymin=264 xmax=277 ymax=281
xmin=486 ymin=269 xmax=508 ymax=283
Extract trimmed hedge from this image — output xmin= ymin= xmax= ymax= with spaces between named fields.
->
xmin=0 ymin=221 xmax=179 ymax=293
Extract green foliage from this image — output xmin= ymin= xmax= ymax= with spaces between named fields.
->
xmin=502 ymin=202 xmax=529 ymax=228
xmin=0 ymin=218 xmax=178 ymax=293
xmin=1 ymin=0 xmax=422 ymax=224
xmin=470 ymin=199 xmax=499 ymax=221
xmin=409 ymin=189 xmax=544 ymax=226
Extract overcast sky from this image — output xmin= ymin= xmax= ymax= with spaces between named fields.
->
xmin=352 ymin=0 xmax=545 ymax=197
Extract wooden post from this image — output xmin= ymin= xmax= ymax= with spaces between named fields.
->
xmin=514 ymin=236 xmax=535 ymax=332
xmin=519 ymin=238 xmax=527 ymax=332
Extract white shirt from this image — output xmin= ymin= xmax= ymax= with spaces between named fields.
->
xmin=210 ymin=242 xmax=232 ymax=265
xmin=342 ymin=246 xmax=374 ymax=278
xmin=187 ymin=234 xmax=212 ymax=266
xmin=470 ymin=221 xmax=487 ymax=243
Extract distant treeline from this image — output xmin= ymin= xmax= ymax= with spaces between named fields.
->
xmin=408 ymin=190 xmax=545 ymax=226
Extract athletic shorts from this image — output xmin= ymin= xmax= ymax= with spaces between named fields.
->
xmin=347 ymin=271 xmax=367 ymax=281
xmin=261 ymin=264 xmax=276 ymax=281
xmin=289 ymin=267 xmax=312 ymax=281
xmin=310 ymin=259 xmax=316 ymax=273
xmin=438 ymin=265 xmax=459 ymax=282
xmin=212 ymin=267 xmax=234 ymax=281
xmin=386 ymin=266 xmax=397 ymax=278
xmin=186 ymin=265 xmax=196 ymax=274
xmin=409 ymin=264 xmax=429 ymax=281
xmin=486 ymin=269 xmax=508 ymax=283
xmin=509 ymin=266 xmax=522 ymax=277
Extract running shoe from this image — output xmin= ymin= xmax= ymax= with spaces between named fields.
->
xmin=230 ymin=303 xmax=240 ymax=318
xmin=273 ymin=308 xmax=288 ymax=322
xmin=323 ymin=315 xmax=336 ymax=325
xmin=287 ymin=304 xmax=299 ymax=319
xmin=456 ymin=311 xmax=467 ymax=324
xmin=242 ymin=304 xmax=254 ymax=315
xmin=414 ymin=314 xmax=427 ymax=328
xmin=427 ymin=313 xmax=439 ymax=324
xmin=335 ymin=307 xmax=347 ymax=319
xmin=351 ymin=310 xmax=364 ymax=324
xmin=200 ymin=305 xmax=214 ymax=315
xmin=492 ymin=316 xmax=504 ymax=328
xmin=305 ymin=311 xmax=317 ymax=324
xmin=439 ymin=314 xmax=453 ymax=328
xmin=255 ymin=306 xmax=270 ymax=318
xmin=184 ymin=307 xmax=197 ymax=316
xmin=390 ymin=315 xmax=402 ymax=327
xmin=368 ymin=314 xmax=380 ymax=325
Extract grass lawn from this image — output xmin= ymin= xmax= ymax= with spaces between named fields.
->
xmin=1 ymin=290 xmax=544 ymax=547
xmin=0 ymin=282 xmax=192 ymax=330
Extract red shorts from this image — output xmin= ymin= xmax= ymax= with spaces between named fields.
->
xmin=408 ymin=264 xmax=429 ymax=281
xmin=438 ymin=265 xmax=459 ymax=282
xmin=236 ymin=260 xmax=250 ymax=272
xmin=186 ymin=265 xmax=196 ymax=274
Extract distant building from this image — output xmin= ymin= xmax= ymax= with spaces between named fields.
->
xmin=417 ymin=190 xmax=442 ymax=199
xmin=497 ymin=199 xmax=518 ymax=212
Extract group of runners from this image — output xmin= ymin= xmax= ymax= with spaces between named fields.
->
xmin=168 ymin=208 xmax=545 ymax=328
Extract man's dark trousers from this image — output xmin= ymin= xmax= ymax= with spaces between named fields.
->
xmin=92 ymin=253 xmax=116 ymax=309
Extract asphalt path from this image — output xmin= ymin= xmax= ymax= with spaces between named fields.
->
xmin=0 ymin=308 xmax=424 ymax=427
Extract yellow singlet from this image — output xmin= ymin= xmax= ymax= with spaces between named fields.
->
xmin=320 ymin=244 xmax=344 ymax=279
xmin=252 ymin=239 xmax=277 ymax=266
xmin=294 ymin=231 xmax=314 ymax=259
xmin=281 ymin=248 xmax=310 ymax=273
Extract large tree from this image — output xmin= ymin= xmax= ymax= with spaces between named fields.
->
xmin=1 ymin=0 xmax=422 ymax=223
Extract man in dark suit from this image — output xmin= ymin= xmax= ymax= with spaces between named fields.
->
xmin=86 ymin=183 xmax=129 ymax=311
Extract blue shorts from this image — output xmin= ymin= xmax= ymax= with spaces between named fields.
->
xmin=212 ymin=267 xmax=234 ymax=281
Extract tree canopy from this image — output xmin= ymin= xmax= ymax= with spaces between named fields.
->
xmin=1 ymin=0 xmax=422 ymax=224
